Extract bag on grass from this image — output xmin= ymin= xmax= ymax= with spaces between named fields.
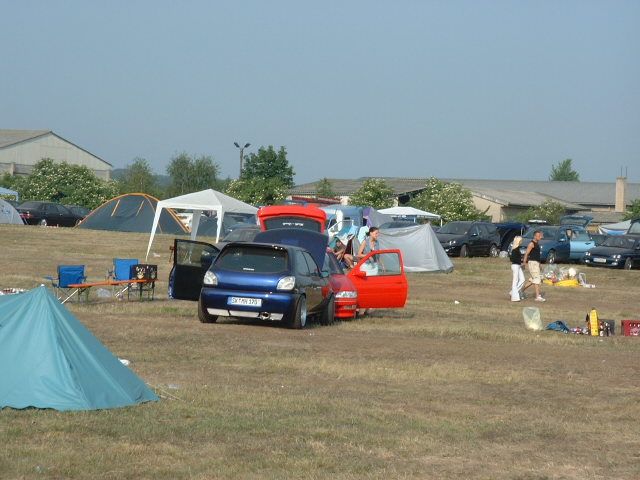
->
xmin=522 ymin=307 xmax=543 ymax=331
xmin=546 ymin=320 xmax=570 ymax=333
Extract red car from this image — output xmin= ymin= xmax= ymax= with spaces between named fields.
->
xmin=324 ymin=247 xmax=408 ymax=319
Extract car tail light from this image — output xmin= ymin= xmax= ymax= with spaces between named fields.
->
xmin=277 ymin=276 xmax=295 ymax=291
xmin=203 ymin=271 xmax=218 ymax=286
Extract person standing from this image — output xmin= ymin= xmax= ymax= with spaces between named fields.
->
xmin=523 ymin=230 xmax=545 ymax=302
xmin=509 ymin=236 xmax=525 ymax=301
xmin=357 ymin=226 xmax=380 ymax=260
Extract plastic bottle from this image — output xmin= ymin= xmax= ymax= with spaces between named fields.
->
xmin=589 ymin=308 xmax=599 ymax=337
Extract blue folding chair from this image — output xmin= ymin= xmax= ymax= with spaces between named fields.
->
xmin=45 ymin=265 xmax=87 ymax=303
xmin=109 ymin=258 xmax=138 ymax=299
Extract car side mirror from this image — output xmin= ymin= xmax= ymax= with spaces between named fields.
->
xmin=352 ymin=269 xmax=367 ymax=278
xmin=321 ymin=270 xmax=330 ymax=278
xmin=471 ymin=233 xmax=478 ymax=237
xmin=560 ymin=237 xmax=567 ymax=242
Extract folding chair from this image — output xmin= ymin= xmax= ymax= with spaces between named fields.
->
xmin=109 ymin=258 xmax=138 ymax=299
xmin=45 ymin=265 xmax=87 ymax=303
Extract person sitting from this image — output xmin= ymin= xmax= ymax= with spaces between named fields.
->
xmin=333 ymin=238 xmax=353 ymax=268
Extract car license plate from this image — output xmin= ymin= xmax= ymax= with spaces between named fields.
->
xmin=228 ymin=297 xmax=262 ymax=307
xmin=593 ymin=258 xmax=607 ymax=263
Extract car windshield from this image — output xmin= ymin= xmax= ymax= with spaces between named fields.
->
xmin=439 ymin=222 xmax=469 ymax=235
xmin=323 ymin=252 xmax=344 ymax=275
xmin=216 ymin=246 xmax=288 ymax=273
xmin=571 ymin=230 xmax=591 ymax=241
xmin=222 ymin=228 xmax=258 ymax=242
xmin=602 ymin=236 xmax=637 ymax=249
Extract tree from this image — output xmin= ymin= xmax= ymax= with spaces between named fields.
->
xmin=316 ymin=178 xmax=337 ymax=198
xmin=348 ymin=178 xmax=394 ymax=209
xmin=515 ymin=200 xmax=566 ymax=225
xmin=549 ymin=159 xmax=579 ymax=181
xmin=228 ymin=145 xmax=295 ymax=205
xmin=9 ymin=158 xmax=118 ymax=209
xmin=410 ymin=177 xmax=484 ymax=222
xmin=166 ymin=153 xmax=220 ymax=197
xmin=623 ymin=198 xmax=640 ymax=220
xmin=117 ymin=158 xmax=160 ymax=197
xmin=241 ymin=146 xmax=294 ymax=187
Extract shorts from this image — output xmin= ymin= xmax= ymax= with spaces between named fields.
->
xmin=528 ymin=261 xmax=542 ymax=285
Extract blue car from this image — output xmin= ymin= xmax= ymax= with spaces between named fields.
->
xmin=171 ymin=229 xmax=335 ymax=329
xmin=518 ymin=224 xmax=594 ymax=263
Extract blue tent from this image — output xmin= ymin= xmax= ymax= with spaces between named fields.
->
xmin=0 ymin=287 xmax=158 ymax=411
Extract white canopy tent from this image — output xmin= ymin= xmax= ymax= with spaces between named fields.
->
xmin=145 ymin=189 xmax=257 ymax=260
xmin=379 ymin=206 xmax=441 ymax=220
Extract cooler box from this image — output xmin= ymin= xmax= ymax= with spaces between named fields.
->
xmin=621 ymin=320 xmax=640 ymax=336
xmin=130 ymin=264 xmax=158 ymax=281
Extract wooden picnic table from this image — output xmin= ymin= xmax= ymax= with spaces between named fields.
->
xmin=66 ymin=278 xmax=156 ymax=303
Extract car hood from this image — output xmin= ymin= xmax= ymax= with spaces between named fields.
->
xmin=436 ymin=233 xmax=464 ymax=243
xmin=254 ymin=228 xmax=329 ymax=269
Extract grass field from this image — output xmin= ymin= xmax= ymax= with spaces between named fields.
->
xmin=1 ymin=225 xmax=639 ymax=480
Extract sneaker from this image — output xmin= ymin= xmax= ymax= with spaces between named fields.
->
xmin=511 ymin=298 xmax=521 ymax=302
xmin=535 ymin=296 xmax=546 ymax=302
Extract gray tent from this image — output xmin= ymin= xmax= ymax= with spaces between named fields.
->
xmin=0 ymin=199 xmax=24 ymax=225
xmin=378 ymin=224 xmax=453 ymax=273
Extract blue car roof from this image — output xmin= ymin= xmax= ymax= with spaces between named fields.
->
xmin=253 ymin=228 xmax=329 ymax=269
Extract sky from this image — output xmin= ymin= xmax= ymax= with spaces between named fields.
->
xmin=1 ymin=1 xmax=639 ymax=185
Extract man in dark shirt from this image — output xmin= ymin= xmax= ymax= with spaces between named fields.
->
xmin=523 ymin=230 xmax=545 ymax=302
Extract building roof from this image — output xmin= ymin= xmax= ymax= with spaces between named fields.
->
xmin=0 ymin=129 xmax=50 ymax=149
xmin=291 ymin=177 xmax=639 ymax=208
xmin=0 ymin=129 xmax=111 ymax=167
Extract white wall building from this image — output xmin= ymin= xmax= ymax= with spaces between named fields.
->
xmin=0 ymin=129 xmax=112 ymax=180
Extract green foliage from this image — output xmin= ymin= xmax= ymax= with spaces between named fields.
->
xmin=228 ymin=145 xmax=295 ymax=205
xmin=241 ymin=146 xmax=294 ymax=188
xmin=348 ymin=178 xmax=394 ymax=209
xmin=117 ymin=158 xmax=161 ymax=197
xmin=9 ymin=159 xmax=118 ymax=209
xmin=515 ymin=199 xmax=566 ymax=225
xmin=225 ymin=177 xmax=288 ymax=206
xmin=410 ymin=177 xmax=484 ymax=222
xmin=549 ymin=159 xmax=579 ymax=181
xmin=166 ymin=153 xmax=220 ymax=197
xmin=623 ymin=198 xmax=640 ymax=220
xmin=316 ymin=178 xmax=337 ymax=198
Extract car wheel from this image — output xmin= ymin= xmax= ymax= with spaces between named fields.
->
xmin=289 ymin=295 xmax=307 ymax=329
xmin=489 ymin=244 xmax=499 ymax=257
xmin=39 ymin=219 xmax=47 ymax=227
xmin=624 ymin=258 xmax=633 ymax=270
xmin=320 ymin=295 xmax=335 ymax=326
xmin=198 ymin=297 xmax=218 ymax=323
xmin=547 ymin=250 xmax=556 ymax=264
xmin=459 ymin=244 xmax=469 ymax=258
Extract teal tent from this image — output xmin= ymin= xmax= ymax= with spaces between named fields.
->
xmin=0 ymin=287 xmax=158 ymax=411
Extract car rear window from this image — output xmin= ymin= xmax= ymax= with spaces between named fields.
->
xmin=216 ymin=245 xmax=288 ymax=273
xmin=263 ymin=216 xmax=322 ymax=232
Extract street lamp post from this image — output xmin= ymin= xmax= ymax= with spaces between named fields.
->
xmin=234 ymin=141 xmax=251 ymax=177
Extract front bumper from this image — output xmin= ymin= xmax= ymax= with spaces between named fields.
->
xmin=584 ymin=257 xmax=622 ymax=268
xmin=442 ymin=244 xmax=461 ymax=255
xmin=335 ymin=297 xmax=357 ymax=319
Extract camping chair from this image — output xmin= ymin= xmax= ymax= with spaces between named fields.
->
xmin=45 ymin=265 xmax=88 ymax=304
xmin=108 ymin=258 xmax=138 ymax=300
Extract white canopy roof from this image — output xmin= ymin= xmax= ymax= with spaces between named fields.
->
xmin=379 ymin=206 xmax=441 ymax=219
xmin=145 ymin=189 xmax=257 ymax=260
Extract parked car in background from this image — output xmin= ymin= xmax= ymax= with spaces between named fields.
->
xmin=590 ymin=233 xmax=608 ymax=246
xmin=64 ymin=205 xmax=90 ymax=219
xmin=628 ymin=218 xmax=640 ymax=235
xmin=493 ymin=222 xmax=527 ymax=252
xmin=17 ymin=201 xmax=83 ymax=227
xmin=517 ymin=225 xmax=593 ymax=263
xmin=257 ymin=205 xmax=327 ymax=232
xmin=584 ymin=235 xmax=640 ymax=270
xmin=436 ymin=221 xmax=501 ymax=257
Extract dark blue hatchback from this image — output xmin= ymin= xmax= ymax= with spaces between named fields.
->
xmin=197 ymin=230 xmax=334 ymax=329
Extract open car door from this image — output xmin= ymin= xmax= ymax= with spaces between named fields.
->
xmin=348 ymin=249 xmax=408 ymax=309
xmin=170 ymin=239 xmax=220 ymax=301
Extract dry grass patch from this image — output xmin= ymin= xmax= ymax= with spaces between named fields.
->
xmin=1 ymin=225 xmax=639 ymax=479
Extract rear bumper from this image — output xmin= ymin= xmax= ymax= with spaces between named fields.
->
xmin=201 ymin=288 xmax=296 ymax=321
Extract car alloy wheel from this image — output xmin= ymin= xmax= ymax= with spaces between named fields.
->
xmin=39 ymin=219 xmax=47 ymax=227
xmin=547 ymin=250 xmax=556 ymax=264
xmin=459 ymin=245 xmax=469 ymax=258
xmin=489 ymin=244 xmax=499 ymax=257
xmin=624 ymin=258 xmax=633 ymax=270
xmin=290 ymin=296 xmax=307 ymax=329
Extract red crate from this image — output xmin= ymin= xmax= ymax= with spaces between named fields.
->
xmin=621 ymin=320 xmax=640 ymax=336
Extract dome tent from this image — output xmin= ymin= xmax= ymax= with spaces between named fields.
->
xmin=0 ymin=198 xmax=24 ymax=224
xmin=0 ymin=287 xmax=158 ymax=411
xmin=78 ymin=193 xmax=188 ymax=234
